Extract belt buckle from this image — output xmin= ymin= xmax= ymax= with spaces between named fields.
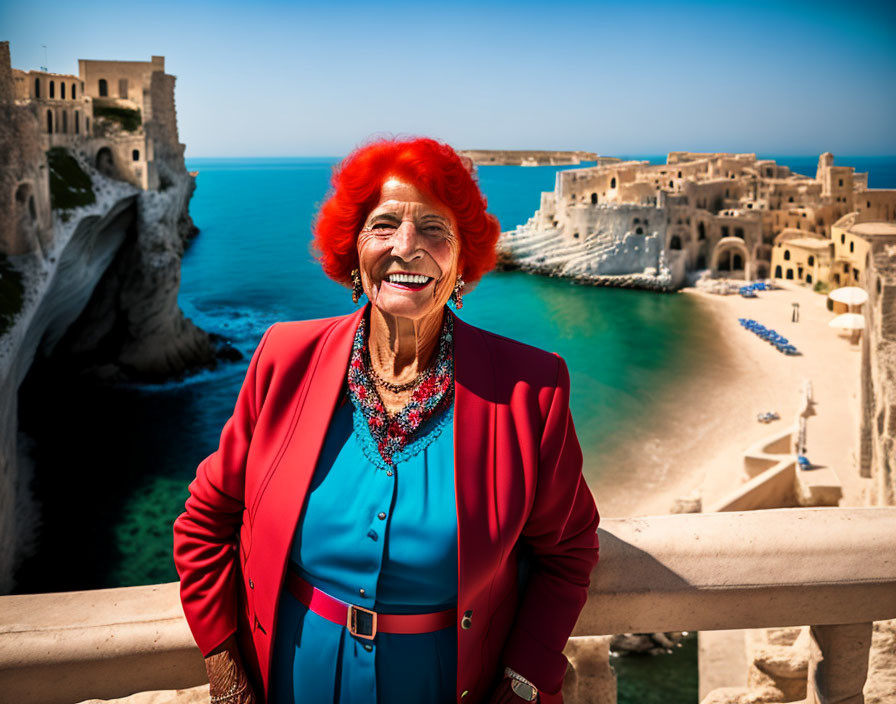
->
xmin=347 ymin=604 xmax=377 ymax=640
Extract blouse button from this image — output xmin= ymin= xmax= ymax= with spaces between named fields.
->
xmin=359 ymin=588 xmax=366 ymax=597
xmin=461 ymin=610 xmax=473 ymax=629
xmin=377 ymin=511 xmax=386 ymax=520
xmin=363 ymin=643 xmax=373 ymax=652
xmin=461 ymin=691 xmax=469 ymax=698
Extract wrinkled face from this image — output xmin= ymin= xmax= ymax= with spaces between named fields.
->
xmin=357 ymin=178 xmax=461 ymax=321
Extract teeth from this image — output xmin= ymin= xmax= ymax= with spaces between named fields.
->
xmin=387 ymin=273 xmax=432 ymax=285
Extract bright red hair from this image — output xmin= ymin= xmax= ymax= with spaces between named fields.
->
xmin=312 ymin=137 xmax=500 ymax=287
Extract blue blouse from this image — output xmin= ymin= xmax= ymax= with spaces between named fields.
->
xmin=270 ymin=390 xmax=458 ymax=704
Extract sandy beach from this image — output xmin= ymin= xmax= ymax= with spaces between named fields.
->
xmin=592 ymin=280 xmax=867 ymax=519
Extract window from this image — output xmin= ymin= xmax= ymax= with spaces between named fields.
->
xmin=721 ymin=226 xmax=730 ymax=238
xmin=635 ymin=227 xmax=644 ymax=235
xmin=841 ymin=234 xmax=846 ymax=244
xmin=850 ymin=241 xmax=854 ymax=253
xmin=786 ymin=269 xmax=794 ymax=280
xmin=854 ymin=268 xmax=860 ymax=278
xmin=784 ymin=249 xmax=791 ymax=261
xmin=61 ymin=82 xmax=65 ymax=99
xmin=591 ymin=193 xmax=597 ymax=204
xmin=72 ymin=83 xmax=76 ymax=99
xmin=75 ymin=111 xmax=79 ymax=134
xmin=99 ymin=78 xmax=108 ymax=97
xmin=734 ymin=227 xmax=744 ymax=239
xmin=573 ymin=232 xmax=579 ymax=239
xmin=670 ymin=235 xmax=682 ymax=250
xmin=34 ymin=77 xmax=40 ymax=98
xmin=808 ymin=255 xmax=815 ymax=266
xmin=698 ymin=223 xmax=706 ymax=240
xmin=46 ymin=109 xmax=52 ymax=133
xmin=775 ymin=265 xmax=783 ymax=278
xmin=610 ymin=177 xmax=616 ymax=188
xmin=62 ymin=110 xmax=67 ymax=133
xmin=798 ymin=266 xmax=803 ymax=278
xmin=678 ymin=171 xmax=682 ymax=178
xmin=85 ymin=116 xmax=90 ymax=134
xmin=839 ymin=179 xmax=843 ymax=187
xmin=807 ymin=274 xmax=813 ymax=284
xmin=867 ymin=201 xmax=871 ymax=208
xmin=49 ymin=80 xmax=55 ymax=98
xmin=132 ymin=149 xmax=140 ymax=161
xmin=118 ymin=78 xmax=128 ymax=98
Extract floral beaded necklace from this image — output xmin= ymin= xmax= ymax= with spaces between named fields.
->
xmin=346 ymin=308 xmax=455 ymax=468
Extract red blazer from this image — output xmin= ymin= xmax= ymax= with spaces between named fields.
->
xmin=173 ymin=304 xmax=600 ymax=703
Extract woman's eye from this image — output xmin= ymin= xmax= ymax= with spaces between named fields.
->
xmin=424 ymin=225 xmax=449 ymax=237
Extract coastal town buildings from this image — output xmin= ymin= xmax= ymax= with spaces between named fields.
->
xmin=498 ymin=151 xmax=896 ymax=292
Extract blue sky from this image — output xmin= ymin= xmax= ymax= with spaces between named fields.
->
xmin=3 ymin=0 xmax=895 ymax=157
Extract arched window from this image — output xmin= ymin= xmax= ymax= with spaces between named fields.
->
xmin=698 ymin=222 xmax=706 ymax=240
xmin=786 ymin=269 xmax=794 ymax=280
xmin=590 ymin=193 xmax=597 ymax=204
xmin=62 ymin=110 xmax=67 ymax=133
xmin=46 ymin=110 xmax=53 ymax=133
xmin=99 ymin=78 xmax=108 ymax=97
xmin=774 ymin=265 xmax=782 ymax=278
xmin=132 ymin=149 xmax=140 ymax=161
xmin=807 ymin=274 xmax=813 ymax=284
xmin=635 ymin=226 xmax=644 ymax=235
xmin=678 ymin=171 xmax=682 ymax=178
xmin=72 ymin=83 xmax=77 ymax=99
xmin=85 ymin=117 xmax=90 ymax=134
xmin=784 ymin=249 xmax=791 ymax=261
xmin=841 ymin=233 xmax=846 ymax=244
xmin=850 ymin=241 xmax=854 ymax=253
xmin=49 ymin=80 xmax=55 ymax=99
xmin=61 ymin=82 xmax=65 ymax=99
xmin=670 ymin=235 xmax=682 ymax=250
xmin=610 ymin=177 xmax=616 ymax=188
xmin=34 ymin=77 xmax=40 ymax=98
xmin=808 ymin=255 xmax=814 ymax=266
xmin=669 ymin=180 xmax=673 ymax=188
xmin=74 ymin=110 xmax=80 ymax=134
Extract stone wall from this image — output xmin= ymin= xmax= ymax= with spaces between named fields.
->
xmin=859 ymin=238 xmax=896 ymax=506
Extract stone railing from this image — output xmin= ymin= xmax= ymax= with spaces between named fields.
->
xmin=2 ymin=507 xmax=894 ymax=704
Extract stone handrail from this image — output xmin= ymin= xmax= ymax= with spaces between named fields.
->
xmin=1 ymin=507 xmax=894 ymax=704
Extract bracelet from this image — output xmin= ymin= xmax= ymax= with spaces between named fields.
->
xmin=504 ymin=667 xmax=536 ymax=689
xmin=209 ymin=679 xmax=248 ymax=703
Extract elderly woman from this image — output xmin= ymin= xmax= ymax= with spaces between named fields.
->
xmin=173 ymin=138 xmax=600 ymax=704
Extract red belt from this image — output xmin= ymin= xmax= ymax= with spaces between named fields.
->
xmin=286 ymin=569 xmax=456 ymax=641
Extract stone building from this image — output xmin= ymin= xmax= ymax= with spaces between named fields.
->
xmin=499 ymin=151 xmax=896 ymax=290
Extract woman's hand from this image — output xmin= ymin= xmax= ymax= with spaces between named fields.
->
xmin=205 ymin=635 xmax=256 ymax=704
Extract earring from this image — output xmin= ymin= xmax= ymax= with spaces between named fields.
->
xmin=351 ymin=268 xmax=363 ymax=304
xmin=450 ymin=274 xmax=465 ymax=309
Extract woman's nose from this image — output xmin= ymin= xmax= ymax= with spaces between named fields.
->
xmin=390 ymin=221 xmax=422 ymax=259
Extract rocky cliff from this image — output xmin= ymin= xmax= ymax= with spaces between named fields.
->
xmin=0 ymin=43 xmax=228 ymax=592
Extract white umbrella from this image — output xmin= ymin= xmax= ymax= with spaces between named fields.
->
xmin=828 ymin=313 xmax=865 ymax=330
xmin=829 ymin=287 xmax=868 ymax=307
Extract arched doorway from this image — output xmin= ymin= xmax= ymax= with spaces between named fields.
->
xmin=96 ymin=147 xmax=116 ymax=178
xmin=711 ymin=238 xmax=751 ymax=279
xmin=669 ymin=235 xmax=682 ymax=250
xmin=591 ymin=193 xmax=597 ymax=205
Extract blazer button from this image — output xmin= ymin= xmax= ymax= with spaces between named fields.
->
xmin=461 ymin=610 xmax=473 ymax=630
xmin=461 ymin=690 xmax=469 ymax=698
xmin=249 ymin=579 xmax=254 ymax=589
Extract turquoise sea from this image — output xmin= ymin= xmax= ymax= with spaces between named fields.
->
xmin=15 ymin=154 xmax=896 ymax=702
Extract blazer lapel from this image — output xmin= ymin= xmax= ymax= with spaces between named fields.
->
xmin=252 ymin=304 xmax=367 ymax=636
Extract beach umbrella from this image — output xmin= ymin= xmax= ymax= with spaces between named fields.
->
xmin=827 ymin=313 xmax=865 ymax=330
xmin=829 ymin=287 xmax=868 ymax=307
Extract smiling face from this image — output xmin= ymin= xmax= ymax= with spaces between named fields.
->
xmin=357 ymin=178 xmax=461 ymax=322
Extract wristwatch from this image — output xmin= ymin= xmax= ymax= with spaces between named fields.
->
xmin=504 ymin=667 xmax=539 ymax=702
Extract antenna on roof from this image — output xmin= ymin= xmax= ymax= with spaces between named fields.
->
xmin=40 ymin=45 xmax=47 ymax=73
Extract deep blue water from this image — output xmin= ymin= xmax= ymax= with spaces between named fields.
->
xmin=16 ymin=153 xmax=895 ymax=703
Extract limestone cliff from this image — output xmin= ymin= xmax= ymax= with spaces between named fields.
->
xmin=0 ymin=43 xmax=226 ymax=592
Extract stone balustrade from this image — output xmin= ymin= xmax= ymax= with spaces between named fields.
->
xmin=2 ymin=507 xmax=894 ymax=704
